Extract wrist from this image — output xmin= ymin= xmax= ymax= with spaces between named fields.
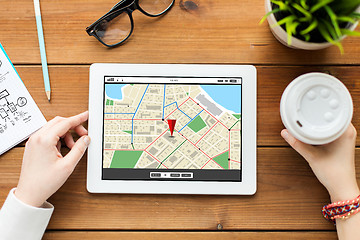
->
xmin=329 ymin=185 xmax=360 ymax=203
xmin=322 ymin=193 xmax=360 ymax=223
xmin=14 ymin=188 xmax=45 ymax=208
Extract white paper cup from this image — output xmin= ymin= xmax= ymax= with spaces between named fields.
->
xmin=280 ymin=73 xmax=353 ymax=145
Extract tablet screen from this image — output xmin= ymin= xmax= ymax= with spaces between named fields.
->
xmin=102 ymin=76 xmax=242 ymax=182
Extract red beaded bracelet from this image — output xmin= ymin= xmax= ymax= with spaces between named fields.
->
xmin=322 ymin=195 xmax=360 ymax=223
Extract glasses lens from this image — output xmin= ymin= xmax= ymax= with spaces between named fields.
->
xmin=139 ymin=0 xmax=174 ymax=16
xmin=94 ymin=11 xmax=132 ymax=46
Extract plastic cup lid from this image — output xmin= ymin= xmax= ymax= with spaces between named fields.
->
xmin=280 ymin=73 xmax=353 ymax=145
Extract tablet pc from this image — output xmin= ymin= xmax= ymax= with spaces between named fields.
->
xmin=87 ymin=64 xmax=256 ymax=195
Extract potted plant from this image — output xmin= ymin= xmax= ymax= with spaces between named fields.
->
xmin=261 ymin=0 xmax=360 ymax=53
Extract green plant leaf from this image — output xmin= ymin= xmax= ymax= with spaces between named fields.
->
xmin=259 ymin=8 xmax=281 ymax=24
xmin=271 ymin=15 xmax=296 ymax=28
xmin=298 ymin=17 xmax=310 ymax=22
xmin=341 ymin=28 xmax=360 ymax=36
xmin=283 ymin=20 xmax=300 ymax=45
xmin=322 ymin=19 xmax=339 ymax=40
xmin=303 ymin=34 xmax=311 ymax=41
xmin=290 ymin=21 xmax=300 ymax=34
xmin=324 ymin=5 xmax=342 ymax=39
xmin=349 ymin=13 xmax=360 ymax=19
xmin=292 ymin=3 xmax=312 ymax=19
xmin=300 ymin=19 xmax=318 ymax=35
xmin=286 ymin=21 xmax=293 ymax=45
xmin=300 ymin=0 xmax=309 ymax=10
xmin=330 ymin=0 xmax=360 ymax=15
xmin=310 ymin=0 xmax=334 ymax=13
xmin=318 ymin=22 xmax=344 ymax=54
xmin=318 ymin=23 xmax=335 ymax=44
xmin=337 ymin=16 xmax=356 ymax=24
xmin=271 ymin=0 xmax=289 ymax=10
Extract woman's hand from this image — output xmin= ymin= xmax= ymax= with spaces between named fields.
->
xmin=281 ymin=124 xmax=359 ymax=202
xmin=15 ymin=111 xmax=91 ymax=207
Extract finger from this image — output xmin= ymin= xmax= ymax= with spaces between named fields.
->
xmin=74 ymin=124 xmax=88 ymax=137
xmin=38 ymin=116 xmax=64 ymax=133
xmin=45 ymin=116 xmax=64 ymax=127
xmin=350 ymin=123 xmax=357 ymax=142
xmin=38 ymin=113 xmax=80 ymax=135
xmin=56 ymin=141 xmax=61 ymax=152
xmin=64 ymin=132 xmax=75 ymax=149
xmin=325 ymin=124 xmax=357 ymax=151
xmin=281 ymin=129 xmax=315 ymax=160
xmin=64 ymin=136 xmax=91 ymax=166
xmin=341 ymin=123 xmax=357 ymax=142
xmin=51 ymin=111 xmax=89 ymax=138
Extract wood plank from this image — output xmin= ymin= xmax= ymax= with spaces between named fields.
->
xmin=1 ymin=147 xmax=359 ymax=230
xmin=43 ymin=231 xmax=338 ymax=240
xmin=13 ymin=65 xmax=360 ymax=146
xmin=0 ymin=0 xmax=359 ymax=65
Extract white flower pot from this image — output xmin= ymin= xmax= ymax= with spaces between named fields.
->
xmin=264 ymin=0 xmax=359 ymax=50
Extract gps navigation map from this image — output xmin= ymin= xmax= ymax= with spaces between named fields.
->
xmin=102 ymin=77 xmax=242 ymax=181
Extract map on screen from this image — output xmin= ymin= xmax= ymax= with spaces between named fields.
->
xmin=103 ymin=79 xmax=241 ymax=172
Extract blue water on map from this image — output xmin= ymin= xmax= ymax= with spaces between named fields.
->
xmin=105 ymin=84 xmax=126 ymax=100
xmin=105 ymin=83 xmax=241 ymax=113
xmin=200 ymin=85 xmax=241 ymax=113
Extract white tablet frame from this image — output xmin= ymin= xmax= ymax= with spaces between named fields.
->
xmin=87 ymin=64 xmax=256 ymax=195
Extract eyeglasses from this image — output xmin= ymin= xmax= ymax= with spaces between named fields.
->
xmin=86 ymin=0 xmax=175 ymax=47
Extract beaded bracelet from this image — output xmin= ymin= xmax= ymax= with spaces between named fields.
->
xmin=322 ymin=195 xmax=360 ymax=223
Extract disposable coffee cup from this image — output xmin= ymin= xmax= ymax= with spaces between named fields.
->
xmin=280 ymin=72 xmax=353 ymax=145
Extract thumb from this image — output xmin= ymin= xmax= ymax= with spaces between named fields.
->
xmin=64 ymin=135 xmax=91 ymax=166
xmin=281 ymin=129 xmax=315 ymax=161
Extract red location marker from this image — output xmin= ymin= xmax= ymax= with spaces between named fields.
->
xmin=167 ymin=119 xmax=176 ymax=136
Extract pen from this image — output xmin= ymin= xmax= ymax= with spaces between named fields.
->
xmin=34 ymin=0 xmax=51 ymax=101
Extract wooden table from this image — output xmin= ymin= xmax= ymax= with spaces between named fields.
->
xmin=1 ymin=0 xmax=359 ymax=239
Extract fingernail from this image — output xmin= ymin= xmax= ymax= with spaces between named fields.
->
xmin=84 ymin=136 xmax=91 ymax=146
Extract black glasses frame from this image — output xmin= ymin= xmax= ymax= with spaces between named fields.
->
xmin=86 ymin=0 xmax=175 ymax=47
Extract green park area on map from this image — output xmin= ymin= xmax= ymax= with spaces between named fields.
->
xmin=187 ymin=115 xmax=207 ymax=133
xmin=233 ymin=114 xmax=241 ymax=119
xmin=213 ymin=151 xmax=229 ymax=169
xmin=106 ymin=99 xmax=114 ymax=106
xmin=110 ymin=150 xmax=143 ymax=168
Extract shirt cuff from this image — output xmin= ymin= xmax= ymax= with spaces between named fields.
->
xmin=0 ymin=188 xmax=54 ymax=240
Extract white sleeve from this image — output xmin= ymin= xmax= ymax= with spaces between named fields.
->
xmin=0 ymin=188 xmax=54 ymax=240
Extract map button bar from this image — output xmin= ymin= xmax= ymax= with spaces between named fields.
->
xmin=170 ymin=173 xmax=180 ymax=177
xmin=150 ymin=172 xmax=161 ymax=178
xmin=149 ymin=172 xmax=194 ymax=179
xmin=181 ymin=173 xmax=193 ymax=178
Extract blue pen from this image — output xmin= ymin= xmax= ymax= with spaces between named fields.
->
xmin=34 ymin=0 xmax=51 ymax=101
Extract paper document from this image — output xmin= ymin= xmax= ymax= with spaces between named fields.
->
xmin=0 ymin=43 xmax=46 ymax=155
